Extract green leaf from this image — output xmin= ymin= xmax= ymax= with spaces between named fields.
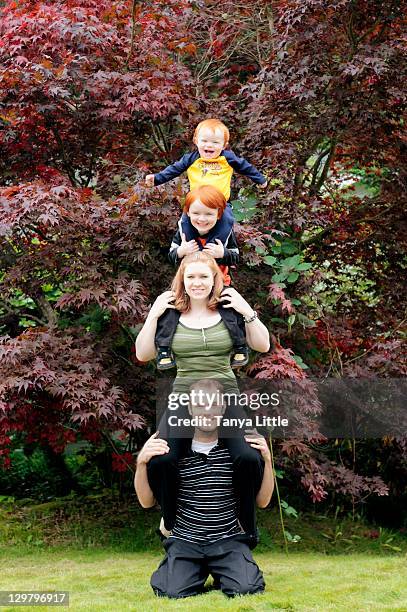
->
xmin=19 ymin=318 xmax=37 ymax=328
xmin=287 ymin=272 xmax=299 ymax=283
xmin=297 ymin=312 xmax=316 ymax=327
xmin=382 ymin=544 xmax=402 ymax=552
xmin=287 ymin=314 xmax=296 ymax=327
xmin=272 ymin=272 xmax=288 ymax=283
xmin=297 ymin=262 xmax=313 ymax=271
xmin=281 ymin=242 xmax=298 ymax=254
xmin=292 ymin=354 xmax=309 ymax=369
xmin=264 ymin=255 xmax=277 ymax=266
xmin=285 ymin=530 xmax=301 ymax=543
xmin=282 ymin=254 xmax=301 ymax=268
xmin=284 ymin=505 xmax=299 ymax=518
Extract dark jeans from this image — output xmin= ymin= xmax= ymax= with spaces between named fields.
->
xmin=151 ymin=535 xmax=265 ymax=598
xmin=181 ymin=203 xmax=234 ymax=245
xmin=155 ymin=305 xmax=246 ymax=350
xmin=147 ymin=404 xmax=264 ymax=548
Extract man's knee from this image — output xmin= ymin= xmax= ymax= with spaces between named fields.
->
xmin=152 ymin=586 xmax=199 ymax=599
xmin=218 ymin=547 xmax=265 ymax=597
xmin=222 ymin=582 xmax=265 ymax=597
xmin=221 ymin=569 xmax=265 ymax=597
xmin=151 ymin=572 xmax=205 ymax=599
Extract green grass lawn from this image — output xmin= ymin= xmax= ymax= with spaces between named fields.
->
xmin=0 ymin=548 xmax=406 ymax=611
xmin=1 ymin=495 xmax=406 ymax=610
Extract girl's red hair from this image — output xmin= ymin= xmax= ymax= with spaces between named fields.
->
xmin=184 ymin=185 xmax=226 ymax=220
xmin=171 ymin=252 xmax=224 ymax=313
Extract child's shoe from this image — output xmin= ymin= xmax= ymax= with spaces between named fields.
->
xmin=159 ymin=517 xmax=173 ymax=538
xmin=157 ymin=347 xmax=176 ymax=370
xmin=231 ymin=345 xmax=249 ymax=368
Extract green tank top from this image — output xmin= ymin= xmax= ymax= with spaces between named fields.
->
xmin=171 ymin=319 xmax=238 ymax=393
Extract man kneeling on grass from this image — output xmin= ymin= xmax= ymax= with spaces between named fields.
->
xmin=134 ymin=379 xmax=274 ymax=599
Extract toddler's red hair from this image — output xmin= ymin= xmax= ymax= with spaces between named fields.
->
xmin=193 ymin=118 xmax=229 ymax=146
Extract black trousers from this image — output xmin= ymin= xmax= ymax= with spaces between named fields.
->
xmin=147 ymin=404 xmax=264 ymax=548
xmin=155 ymin=305 xmax=246 ymax=350
xmin=151 ymin=535 xmax=265 ymax=598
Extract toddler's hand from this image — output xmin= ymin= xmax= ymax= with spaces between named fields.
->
xmin=258 ymin=181 xmax=268 ymax=190
xmin=203 ymin=239 xmax=224 ymax=259
xmin=145 ymin=174 xmax=155 ymax=188
xmin=177 ymin=233 xmax=199 ymax=258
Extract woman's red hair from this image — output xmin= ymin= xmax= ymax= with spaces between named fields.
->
xmin=184 ymin=185 xmax=226 ymax=220
xmin=171 ymin=252 xmax=224 ymax=313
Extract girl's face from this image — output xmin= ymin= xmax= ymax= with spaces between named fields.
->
xmin=183 ymin=262 xmax=214 ymax=301
xmin=187 ymin=198 xmax=218 ymax=235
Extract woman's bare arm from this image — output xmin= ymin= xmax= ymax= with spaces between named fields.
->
xmin=244 ymin=317 xmax=270 ymax=353
xmin=134 ymin=462 xmax=156 ymax=507
xmin=255 ymin=456 xmax=274 ymax=507
xmin=244 ymin=434 xmax=274 ymax=508
xmin=135 ymin=312 xmax=159 ymax=362
xmin=135 ymin=291 xmax=176 ymax=362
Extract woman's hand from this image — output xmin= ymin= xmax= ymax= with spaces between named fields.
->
xmin=177 ymin=233 xmax=199 ymax=258
xmin=220 ymin=289 xmax=270 ymax=353
xmin=219 ymin=287 xmax=254 ymax=319
xmin=148 ymin=290 xmax=176 ymax=320
xmin=137 ymin=432 xmax=170 ymax=465
xmin=203 ymin=239 xmax=224 ymax=259
xmin=145 ymin=174 xmax=155 ymax=187
xmin=244 ymin=432 xmax=271 ymax=463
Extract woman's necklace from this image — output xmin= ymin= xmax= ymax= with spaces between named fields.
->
xmin=201 ymin=323 xmax=207 ymax=348
xmin=195 ymin=312 xmax=207 ymax=348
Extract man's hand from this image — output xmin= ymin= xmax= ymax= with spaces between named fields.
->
xmin=137 ymin=432 xmax=170 ymax=465
xmin=145 ymin=174 xmax=155 ymax=188
xmin=203 ymin=239 xmax=224 ymax=259
xmin=177 ymin=232 xmax=199 ymax=258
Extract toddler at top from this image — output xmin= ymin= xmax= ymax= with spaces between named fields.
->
xmin=145 ymin=118 xmax=267 ymax=244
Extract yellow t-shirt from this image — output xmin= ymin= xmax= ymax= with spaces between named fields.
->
xmin=187 ymin=156 xmax=234 ymax=201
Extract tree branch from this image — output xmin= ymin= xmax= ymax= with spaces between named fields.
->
xmin=35 ymin=295 xmax=58 ymax=327
xmin=125 ymin=0 xmax=141 ymax=69
xmin=308 ymin=146 xmax=332 ymax=194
